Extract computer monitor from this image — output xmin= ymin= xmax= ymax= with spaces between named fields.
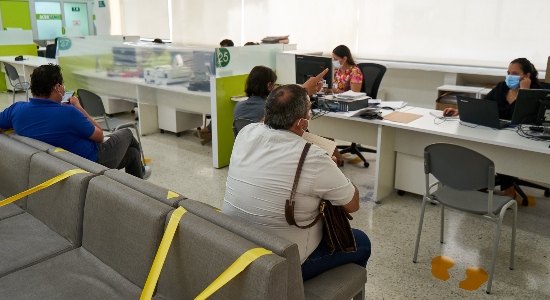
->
xmin=511 ymin=89 xmax=550 ymax=125
xmin=193 ymin=51 xmax=215 ymax=76
xmin=112 ymin=47 xmax=137 ymax=67
xmin=295 ymin=55 xmax=332 ymax=88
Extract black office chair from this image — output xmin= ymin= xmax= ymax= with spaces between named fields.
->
xmin=511 ymin=178 xmax=550 ymax=206
xmin=45 ymin=44 xmax=56 ymax=59
xmin=336 ymin=63 xmax=387 ymax=168
xmin=3 ymin=62 xmax=30 ymax=104
xmin=77 ymin=89 xmax=146 ymax=166
xmin=232 ymin=119 xmax=255 ymax=138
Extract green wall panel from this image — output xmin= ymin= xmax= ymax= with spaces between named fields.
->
xmin=0 ymin=1 xmax=32 ymax=30
xmin=215 ymin=74 xmax=247 ymax=168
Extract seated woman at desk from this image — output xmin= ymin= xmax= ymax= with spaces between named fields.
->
xmin=324 ymin=45 xmax=364 ymax=94
xmin=443 ymin=57 xmax=541 ymax=199
xmin=194 ymin=66 xmax=277 ymax=144
xmin=234 ymin=65 xmax=277 ymax=122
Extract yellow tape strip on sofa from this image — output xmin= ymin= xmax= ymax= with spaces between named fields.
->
xmin=194 ymin=247 xmax=273 ymax=300
xmin=140 ymin=206 xmax=187 ymax=300
xmin=0 ymin=169 xmax=88 ymax=208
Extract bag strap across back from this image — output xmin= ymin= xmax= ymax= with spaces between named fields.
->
xmin=285 ymin=143 xmax=324 ymax=229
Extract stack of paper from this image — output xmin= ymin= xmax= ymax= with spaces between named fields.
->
xmin=336 ymin=91 xmax=368 ymax=100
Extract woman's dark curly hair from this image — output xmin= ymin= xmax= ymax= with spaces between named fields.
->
xmin=30 ymin=64 xmax=64 ymax=97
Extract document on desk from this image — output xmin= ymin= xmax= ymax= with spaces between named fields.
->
xmin=302 ymin=132 xmax=337 ymax=155
xmin=383 ymin=111 xmax=423 ymax=124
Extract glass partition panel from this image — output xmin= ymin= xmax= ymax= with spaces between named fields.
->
xmin=214 ymin=44 xmax=284 ymax=78
xmin=35 ymin=1 xmax=63 ymax=40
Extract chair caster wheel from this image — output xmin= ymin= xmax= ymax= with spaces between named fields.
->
xmin=131 ymin=110 xmax=135 ymax=114
xmin=363 ymin=162 xmax=369 ymax=168
xmin=160 ymin=129 xmax=165 ymax=133
xmin=544 ymin=190 xmax=550 ymax=197
xmin=176 ymin=132 xmax=181 ymax=137
xmin=397 ymin=190 xmax=406 ymax=196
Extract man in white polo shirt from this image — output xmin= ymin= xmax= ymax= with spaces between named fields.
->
xmin=222 ymin=83 xmax=371 ymax=281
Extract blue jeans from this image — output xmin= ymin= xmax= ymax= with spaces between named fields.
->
xmin=301 ymin=228 xmax=371 ymax=281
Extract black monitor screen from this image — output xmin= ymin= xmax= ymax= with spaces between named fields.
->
xmin=112 ymin=47 xmax=137 ymax=67
xmin=295 ymin=55 xmax=332 ymax=88
xmin=511 ymin=89 xmax=550 ymax=125
xmin=193 ymin=51 xmax=215 ymax=76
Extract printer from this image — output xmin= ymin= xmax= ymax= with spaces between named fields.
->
xmin=144 ymin=65 xmax=192 ymax=85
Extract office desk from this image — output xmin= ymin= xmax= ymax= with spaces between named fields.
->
xmin=73 ymin=70 xmax=210 ymax=136
xmin=0 ymin=56 xmax=56 ymax=83
xmin=309 ymin=107 xmax=550 ymax=202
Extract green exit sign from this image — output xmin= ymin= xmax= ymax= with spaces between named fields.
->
xmin=72 ymin=7 xmax=80 ymax=12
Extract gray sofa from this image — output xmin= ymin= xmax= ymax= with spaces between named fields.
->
xmin=0 ymin=133 xmax=367 ymax=299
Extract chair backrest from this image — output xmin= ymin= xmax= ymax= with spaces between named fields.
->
xmin=77 ymin=88 xmax=107 ymax=117
xmin=0 ymin=134 xmax=41 ymax=209
xmin=180 ymin=199 xmax=305 ymax=300
xmin=82 ymin=176 xmax=173 ymax=288
xmin=45 ymin=44 xmax=56 ymax=59
xmin=357 ymin=63 xmax=387 ymax=99
xmin=233 ymin=118 xmax=254 ymax=137
xmin=155 ymin=210 xmax=288 ymax=300
xmin=424 ymin=143 xmax=495 ymax=191
xmin=3 ymin=62 xmax=21 ymax=83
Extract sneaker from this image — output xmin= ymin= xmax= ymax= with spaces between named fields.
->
xmin=142 ymin=166 xmax=152 ymax=180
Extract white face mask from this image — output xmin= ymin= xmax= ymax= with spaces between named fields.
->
xmin=332 ymin=60 xmax=341 ymax=69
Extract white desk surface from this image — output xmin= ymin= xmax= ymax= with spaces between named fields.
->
xmin=73 ymin=70 xmax=210 ymax=97
xmin=318 ymin=106 xmax=550 ymax=155
xmin=0 ymin=55 xmax=55 ymax=67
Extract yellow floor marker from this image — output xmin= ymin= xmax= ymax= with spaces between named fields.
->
xmin=516 ymin=193 xmax=536 ymax=207
xmin=431 ymin=256 xmax=455 ymax=281
xmin=347 ymin=156 xmax=363 ymax=164
xmin=143 ymin=158 xmax=152 ymax=163
xmin=459 ymin=267 xmax=488 ymax=291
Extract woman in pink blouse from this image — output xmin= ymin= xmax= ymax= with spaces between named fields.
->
xmin=326 ymin=45 xmax=364 ymax=93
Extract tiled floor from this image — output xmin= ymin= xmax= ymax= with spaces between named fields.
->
xmin=2 ymin=91 xmax=550 ymax=299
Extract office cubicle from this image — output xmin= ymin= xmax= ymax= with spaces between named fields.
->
xmin=211 ymin=44 xmax=296 ymax=168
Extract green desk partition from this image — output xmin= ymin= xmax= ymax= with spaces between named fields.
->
xmin=214 ymin=74 xmax=247 ymax=168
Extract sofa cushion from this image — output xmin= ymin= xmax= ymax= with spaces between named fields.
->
xmin=0 ymin=134 xmax=40 ymax=209
xmin=8 ymin=132 xmax=55 ymax=152
xmin=26 ymin=152 xmax=94 ymax=246
xmin=0 ymin=202 xmax=25 ymax=221
xmin=179 ymin=199 xmax=304 ymax=300
xmin=47 ymin=148 xmax=109 ymax=175
xmin=104 ymin=169 xmax=186 ymax=207
xmin=0 ymin=248 xmax=142 ymax=299
xmin=82 ymin=176 xmax=173 ymax=288
xmin=0 ymin=213 xmax=73 ymax=277
xmin=154 ymin=211 xmax=288 ymax=300
xmin=303 ymin=264 xmax=367 ymax=300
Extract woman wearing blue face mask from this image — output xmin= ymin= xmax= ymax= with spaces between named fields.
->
xmin=444 ymin=58 xmax=540 ymax=119
xmin=324 ymin=45 xmax=363 ymax=94
xmin=443 ymin=57 xmax=540 ymax=199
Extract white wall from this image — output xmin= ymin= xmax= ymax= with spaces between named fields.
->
xmin=103 ymin=0 xmax=550 ymax=72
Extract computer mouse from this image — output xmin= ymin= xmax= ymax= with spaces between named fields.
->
xmin=443 ymin=111 xmax=454 ymax=117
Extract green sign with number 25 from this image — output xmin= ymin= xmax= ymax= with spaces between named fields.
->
xmin=216 ymin=48 xmax=230 ymax=68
